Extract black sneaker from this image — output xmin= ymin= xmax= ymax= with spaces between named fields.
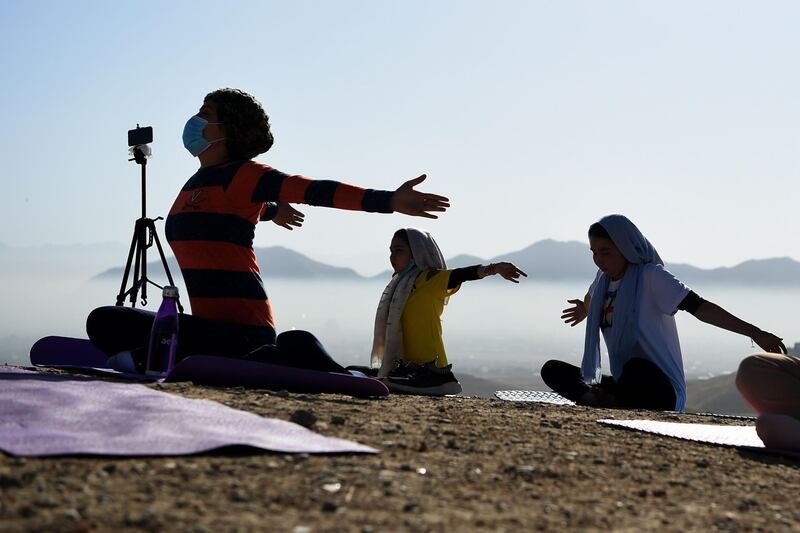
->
xmin=385 ymin=361 xmax=462 ymax=396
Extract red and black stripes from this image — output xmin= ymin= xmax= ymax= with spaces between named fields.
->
xmin=166 ymin=160 xmax=394 ymax=329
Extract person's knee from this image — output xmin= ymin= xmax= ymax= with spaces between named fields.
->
xmin=86 ymin=306 xmax=116 ymax=338
xmin=540 ymin=359 xmax=562 ymax=383
xmin=277 ymin=329 xmax=321 ymax=351
xmin=735 ymin=354 xmax=772 ymax=394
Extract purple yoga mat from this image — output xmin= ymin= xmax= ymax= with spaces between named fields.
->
xmin=166 ymin=355 xmax=389 ymax=396
xmin=30 ymin=336 xmax=389 ymax=397
xmin=0 ymin=367 xmax=376 ymax=457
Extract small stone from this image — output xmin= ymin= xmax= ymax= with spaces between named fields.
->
xmin=275 ymin=390 xmax=290 ymax=398
xmin=322 ymin=483 xmax=342 ymax=493
xmin=322 ymin=501 xmax=338 ymax=513
xmin=652 ymin=489 xmax=667 ymax=497
xmin=290 ymin=410 xmax=316 ymax=428
xmin=331 ymin=415 xmax=346 ymax=425
xmin=403 ymin=502 xmax=420 ymax=513
xmin=418 ymin=442 xmax=428 ymax=452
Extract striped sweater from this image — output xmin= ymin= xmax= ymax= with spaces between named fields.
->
xmin=165 ymin=160 xmax=393 ymax=331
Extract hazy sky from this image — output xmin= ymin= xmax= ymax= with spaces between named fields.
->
xmin=1 ymin=1 xmax=798 ymax=275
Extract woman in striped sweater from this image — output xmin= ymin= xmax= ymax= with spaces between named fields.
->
xmin=87 ymin=88 xmax=449 ymax=373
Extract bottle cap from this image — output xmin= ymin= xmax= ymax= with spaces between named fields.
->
xmin=162 ymin=285 xmax=180 ymax=298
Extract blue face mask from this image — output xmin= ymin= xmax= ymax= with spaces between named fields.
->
xmin=182 ymin=115 xmax=224 ymax=157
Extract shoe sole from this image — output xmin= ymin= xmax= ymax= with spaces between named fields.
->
xmin=385 ymin=380 xmax=462 ymax=396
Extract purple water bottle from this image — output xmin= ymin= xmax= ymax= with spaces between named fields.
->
xmin=146 ymin=285 xmax=180 ymax=376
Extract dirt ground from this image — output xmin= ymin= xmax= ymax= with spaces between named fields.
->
xmin=2 ymin=372 xmax=800 ymax=532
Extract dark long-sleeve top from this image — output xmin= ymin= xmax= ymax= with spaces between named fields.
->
xmin=447 ymin=265 xmax=483 ymax=290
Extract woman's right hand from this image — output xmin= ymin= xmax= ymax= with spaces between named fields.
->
xmin=561 ymin=299 xmax=588 ymax=327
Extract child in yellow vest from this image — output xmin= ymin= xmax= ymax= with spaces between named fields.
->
xmin=364 ymin=228 xmax=526 ymax=395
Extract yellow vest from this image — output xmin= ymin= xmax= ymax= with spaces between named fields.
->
xmin=401 ymin=269 xmax=459 ymax=367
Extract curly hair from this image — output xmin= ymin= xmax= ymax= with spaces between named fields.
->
xmin=204 ymin=88 xmax=274 ymax=160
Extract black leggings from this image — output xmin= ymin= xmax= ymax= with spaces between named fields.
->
xmin=86 ymin=306 xmax=348 ymax=374
xmin=541 ymin=358 xmax=677 ymax=411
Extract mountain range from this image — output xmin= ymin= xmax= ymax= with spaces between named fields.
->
xmin=88 ymin=239 xmax=800 ymax=286
xmin=3 ymin=240 xmax=800 ymax=285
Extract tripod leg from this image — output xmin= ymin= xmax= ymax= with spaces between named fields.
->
xmin=140 ymin=221 xmax=149 ymax=305
xmin=150 ymin=226 xmax=184 ymax=313
xmin=129 ymin=220 xmax=144 ymax=307
xmin=116 ymin=222 xmax=141 ymax=306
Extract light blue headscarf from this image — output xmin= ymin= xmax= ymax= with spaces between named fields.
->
xmin=581 ymin=214 xmax=663 ymax=384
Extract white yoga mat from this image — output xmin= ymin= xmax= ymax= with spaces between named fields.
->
xmin=597 ymin=418 xmax=800 ymax=459
xmin=494 ymin=390 xmax=576 ymax=405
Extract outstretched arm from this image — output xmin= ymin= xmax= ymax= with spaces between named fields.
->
xmin=561 ymin=292 xmax=591 ymax=327
xmin=252 ymin=168 xmax=449 ymax=218
xmin=481 ymin=262 xmax=527 ymax=283
xmin=447 ymin=262 xmax=527 ymax=290
xmin=692 ymin=300 xmax=786 ymax=354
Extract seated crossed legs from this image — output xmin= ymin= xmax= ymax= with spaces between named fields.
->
xmin=736 ymin=353 xmax=800 ymax=450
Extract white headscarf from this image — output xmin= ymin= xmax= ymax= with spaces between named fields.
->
xmin=370 ymin=228 xmax=446 ymax=377
xmin=581 ymin=214 xmax=663 ymax=384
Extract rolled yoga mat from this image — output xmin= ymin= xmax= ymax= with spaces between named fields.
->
xmin=30 ymin=336 xmax=389 ymax=397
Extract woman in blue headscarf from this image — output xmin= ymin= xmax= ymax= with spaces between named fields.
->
xmin=542 ymin=214 xmax=786 ymax=411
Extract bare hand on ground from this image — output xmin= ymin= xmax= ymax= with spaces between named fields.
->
xmin=494 ymin=262 xmax=528 ymax=283
xmin=390 ymin=175 xmax=450 ymax=219
xmin=272 ymin=204 xmax=305 ymax=230
xmin=752 ymin=330 xmax=787 ymax=354
xmin=562 ymin=299 xmax=588 ymax=327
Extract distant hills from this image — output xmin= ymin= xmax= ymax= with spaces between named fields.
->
xmin=3 ymin=239 xmax=800 ymax=286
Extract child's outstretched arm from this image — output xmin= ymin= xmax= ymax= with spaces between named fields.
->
xmin=481 ymin=262 xmax=528 ymax=283
xmin=447 ymin=262 xmax=527 ymax=290
xmin=561 ymin=292 xmax=591 ymax=327
xmin=690 ymin=300 xmax=787 ymax=354
xmin=261 ymin=203 xmax=305 ymax=230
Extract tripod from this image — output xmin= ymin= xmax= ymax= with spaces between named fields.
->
xmin=115 ymin=145 xmax=183 ymax=311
